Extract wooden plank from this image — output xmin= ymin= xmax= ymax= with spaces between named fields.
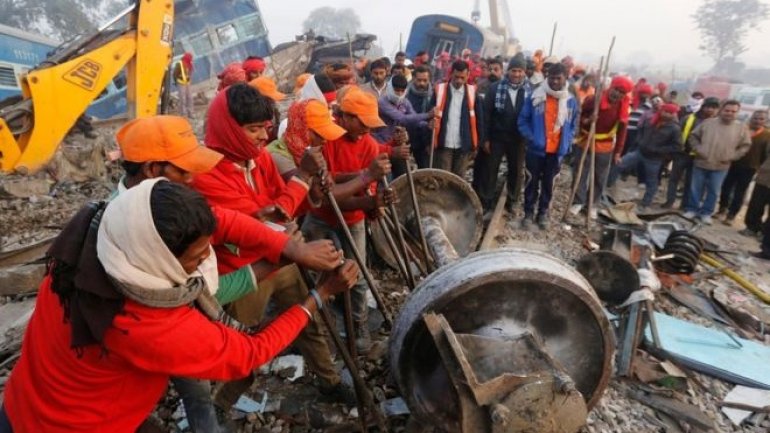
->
xmin=628 ymin=390 xmax=715 ymax=431
xmin=479 ymin=183 xmax=507 ymax=251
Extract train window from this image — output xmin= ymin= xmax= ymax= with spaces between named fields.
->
xmin=113 ymin=71 xmax=127 ymax=91
xmin=762 ymin=93 xmax=770 ymax=106
xmin=237 ymin=15 xmax=265 ymax=37
xmin=173 ymin=43 xmax=185 ymax=57
xmin=0 ymin=65 xmax=16 ymax=87
xmin=216 ymin=24 xmax=239 ymax=46
xmin=189 ymin=32 xmax=214 ymax=56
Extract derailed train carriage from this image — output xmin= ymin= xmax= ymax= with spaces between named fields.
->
xmin=404 ymin=14 xmax=510 ymax=60
xmin=0 ymin=0 xmax=272 ymax=119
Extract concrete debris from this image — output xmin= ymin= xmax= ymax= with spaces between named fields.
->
xmin=0 ymin=299 xmax=35 ymax=341
xmin=267 ymin=354 xmax=304 ymax=382
xmin=0 ymin=264 xmax=45 ymax=296
xmin=0 ymin=176 xmax=51 ymax=198
xmin=380 ymin=397 xmax=410 ymax=416
xmin=234 ymin=393 xmax=268 ymax=414
xmin=721 ymin=386 xmax=770 ymax=426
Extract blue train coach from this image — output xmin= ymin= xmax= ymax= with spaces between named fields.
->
xmin=405 ymin=14 xmax=506 ymax=60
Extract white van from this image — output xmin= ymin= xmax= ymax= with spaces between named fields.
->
xmin=733 ymin=86 xmax=770 ymax=122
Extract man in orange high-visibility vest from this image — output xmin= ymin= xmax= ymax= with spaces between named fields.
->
xmin=431 ymin=60 xmax=485 ymax=178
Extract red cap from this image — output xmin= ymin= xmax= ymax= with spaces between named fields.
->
xmin=610 ymin=76 xmax=634 ymax=93
xmin=242 ymin=57 xmax=266 ymax=74
xmin=661 ymin=103 xmax=680 ymax=114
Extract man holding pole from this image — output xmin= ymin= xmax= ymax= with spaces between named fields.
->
xmin=302 ymin=88 xmax=398 ymax=353
xmin=569 ymin=75 xmax=633 ymax=219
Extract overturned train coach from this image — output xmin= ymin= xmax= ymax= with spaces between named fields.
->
xmin=404 ymin=14 xmax=508 ymax=60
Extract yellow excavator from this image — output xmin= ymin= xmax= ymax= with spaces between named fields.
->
xmin=0 ymin=0 xmax=174 ymax=174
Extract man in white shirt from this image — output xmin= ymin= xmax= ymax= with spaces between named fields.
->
xmin=431 ymin=60 xmax=485 ymax=177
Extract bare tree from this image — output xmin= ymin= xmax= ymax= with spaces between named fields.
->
xmin=692 ymin=0 xmax=769 ymax=67
xmin=302 ymin=7 xmax=361 ymax=40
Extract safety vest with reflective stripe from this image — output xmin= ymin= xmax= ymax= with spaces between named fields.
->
xmin=433 ymin=83 xmax=479 ymax=150
xmin=682 ymin=113 xmax=697 ymax=142
xmin=175 ymin=61 xmax=190 ymax=85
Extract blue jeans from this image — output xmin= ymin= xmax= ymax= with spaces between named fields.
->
xmin=0 ymin=405 xmax=13 ymax=433
xmin=685 ymin=166 xmax=728 ymax=217
xmin=171 ymin=377 xmax=223 ymax=433
xmin=609 ymin=151 xmax=663 ymax=206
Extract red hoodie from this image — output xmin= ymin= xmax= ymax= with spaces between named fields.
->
xmin=192 ymin=89 xmax=308 ymax=273
xmin=3 ymin=276 xmax=308 ymax=433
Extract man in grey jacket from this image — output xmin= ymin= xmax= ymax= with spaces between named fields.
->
xmin=683 ymin=100 xmax=751 ymax=224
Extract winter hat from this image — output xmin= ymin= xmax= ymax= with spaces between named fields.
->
xmin=507 ymin=53 xmax=526 ymax=71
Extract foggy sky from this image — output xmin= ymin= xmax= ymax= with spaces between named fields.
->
xmin=259 ymin=0 xmax=769 ymax=76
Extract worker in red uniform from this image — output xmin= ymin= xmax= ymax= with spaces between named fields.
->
xmin=0 ymin=178 xmax=358 ymax=433
xmin=302 ymin=87 xmax=399 ymax=353
xmin=111 ymin=115 xmax=347 ymax=433
xmin=569 ymin=75 xmax=633 ymax=219
xmin=191 ymin=83 xmax=358 ymax=410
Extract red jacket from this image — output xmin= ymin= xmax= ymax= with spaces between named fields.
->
xmin=192 ymin=150 xmax=308 ymax=272
xmin=3 ymin=276 xmax=308 ymax=433
xmin=210 ymin=205 xmax=289 ymax=274
xmin=312 ymin=133 xmax=384 ymax=227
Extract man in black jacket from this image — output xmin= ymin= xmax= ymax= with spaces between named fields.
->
xmin=405 ymin=65 xmax=436 ymax=169
xmin=473 ymin=54 xmax=529 ymax=211
xmin=609 ymin=103 xmax=683 ymax=209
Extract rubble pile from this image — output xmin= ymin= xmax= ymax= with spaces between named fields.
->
xmin=2 ymin=116 xmax=770 ymax=433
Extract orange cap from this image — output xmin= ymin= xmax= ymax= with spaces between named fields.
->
xmin=306 ymin=100 xmax=345 ymax=140
xmin=249 ymin=76 xmax=286 ymax=101
xmin=116 ymin=115 xmax=223 ymax=173
xmin=340 ymin=87 xmax=385 ymax=128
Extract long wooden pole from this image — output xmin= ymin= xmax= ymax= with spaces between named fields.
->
xmin=586 ymin=37 xmax=616 ymax=228
xmin=561 ymin=56 xmax=605 ymax=222
xmin=548 ymin=22 xmax=558 ymax=56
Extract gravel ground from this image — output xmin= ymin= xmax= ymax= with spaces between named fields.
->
xmin=2 ymin=102 xmax=770 ymax=432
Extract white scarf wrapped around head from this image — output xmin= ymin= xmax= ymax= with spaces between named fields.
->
xmin=97 ymin=178 xmax=219 ymax=307
xmin=531 ymin=79 xmax=570 ymax=132
xmin=300 ymin=76 xmax=326 ymax=104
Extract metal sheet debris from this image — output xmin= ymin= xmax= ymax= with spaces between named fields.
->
xmin=645 ymin=312 xmax=770 ymax=389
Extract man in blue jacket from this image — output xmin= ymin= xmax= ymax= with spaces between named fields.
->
xmin=518 ymin=63 xmax=579 ymax=229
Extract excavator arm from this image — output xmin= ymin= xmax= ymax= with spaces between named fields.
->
xmin=0 ymin=0 xmax=174 ymax=174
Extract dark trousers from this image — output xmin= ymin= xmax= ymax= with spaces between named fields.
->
xmin=745 ymin=183 xmax=770 ymax=232
xmin=473 ymin=138 xmax=525 ymax=210
xmin=0 ymin=405 xmax=12 ymax=433
xmin=171 ymin=378 xmax=222 ymax=433
xmin=719 ymin=165 xmax=755 ymax=217
xmin=434 ymin=148 xmax=471 ymax=178
xmin=666 ymin=153 xmax=693 ymax=206
xmin=524 ymin=153 xmax=560 ymax=217
xmin=573 ymin=148 xmax=613 ymax=206
xmin=412 ymin=138 xmax=431 ymax=169
xmin=392 ymin=158 xmax=408 ymax=180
